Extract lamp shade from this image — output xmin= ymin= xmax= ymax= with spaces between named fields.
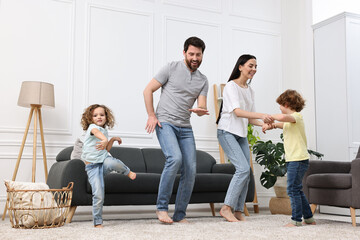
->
xmin=18 ymin=81 xmax=55 ymax=108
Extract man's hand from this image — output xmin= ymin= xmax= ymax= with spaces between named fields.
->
xmin=145 ymin=115 xmax=162 ymax=133
xmin=189 ymin=108 xmax=209 ymax=116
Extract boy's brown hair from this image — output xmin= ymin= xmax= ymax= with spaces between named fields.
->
xmin=81 ymin=104 xmax=115 ymax=130
xmin=276 ymin=89 xmax=305 ymax=112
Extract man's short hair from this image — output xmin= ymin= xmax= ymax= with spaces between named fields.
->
xmin=184 ymin=37 xmax=206 ymax=53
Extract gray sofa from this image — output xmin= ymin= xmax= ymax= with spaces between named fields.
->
xmin=47 ymin=146 xmax=255 ymax=222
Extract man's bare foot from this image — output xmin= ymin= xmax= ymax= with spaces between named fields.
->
xmin=127 ymin=171 xmax=136 ymax=180
xmin=176 ymin=219 xmax=189 ymax=223
xmin=284 ymin=223 xmax=296 ymax=227
xmin=234 ymin=211 xmax=246 ymax=221
xmin=94 ymin=224 xmax=103 ymax=228
xmin=220 ymin=205 xmax=240 ymax=222
xmin=156 ymin=210 xmax=173 ymax=224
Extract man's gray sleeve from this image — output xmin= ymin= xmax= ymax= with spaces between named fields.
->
xmin=154 ymin=63 xmax=170 ymax=85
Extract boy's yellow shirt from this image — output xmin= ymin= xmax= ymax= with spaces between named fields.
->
xmin=283 ymin=112 xmax=309 ymax=162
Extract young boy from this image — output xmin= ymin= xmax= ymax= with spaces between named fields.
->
xmin=263 ymin=89 xmax=316 ymax=227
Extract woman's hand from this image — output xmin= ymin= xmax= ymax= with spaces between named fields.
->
xmin=262 ymin=114 xmax=274 ymax=124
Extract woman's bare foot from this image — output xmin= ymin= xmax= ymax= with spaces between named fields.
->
xmin=94 ymin=224 xmax=103 ymax=228
xmin=156 ymin=210 xmax=173 ymax=224
xmin=127 ymin=171 xmax=136 ymax=180
xmin=284 ymin=223 xmax=296 ymax=227
xmin=234 ymin=211 xmax=246 ymax=221
xmin=220 ymin=205 xmax=240 ymax=222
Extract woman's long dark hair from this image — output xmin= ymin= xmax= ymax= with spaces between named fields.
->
xmin=216 ymin=54 xmax=256 ymax=124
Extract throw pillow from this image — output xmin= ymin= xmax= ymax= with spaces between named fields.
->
xmin=4 ymin=180 xmax=58 ymax=228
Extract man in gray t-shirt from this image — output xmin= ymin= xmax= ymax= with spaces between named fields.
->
xmin=143 ymin=37 xmax=209 ymax=223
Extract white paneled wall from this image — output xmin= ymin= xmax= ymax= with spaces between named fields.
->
xmin=0 ymin=0 xmax=312 ymax=211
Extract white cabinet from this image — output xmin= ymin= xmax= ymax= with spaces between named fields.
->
xmin=313 ymin=12 xmax=360 ymax=215
xmin=314 ymin=12 xmax=360 ymax=162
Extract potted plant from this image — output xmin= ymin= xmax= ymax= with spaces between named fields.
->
xmin=252 ymin=134 xmax=323 ymax=190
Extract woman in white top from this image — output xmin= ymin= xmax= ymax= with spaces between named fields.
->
xmin=217 ymin=54 xmax=273 ymax=222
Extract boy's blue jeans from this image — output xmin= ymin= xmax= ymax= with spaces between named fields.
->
xmin=85 ymin=156 xmax=130 ymax=226
xmin=286 ymin=160 xmax=313 ymax=224
xmin=217 ymin=129 xmax=250 ymax=211
xmin=155 ymin=122 xmax=196 ymax=222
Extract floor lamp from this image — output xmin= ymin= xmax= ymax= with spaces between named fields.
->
xmin=2 ymin=81 xmax=55 ymax=220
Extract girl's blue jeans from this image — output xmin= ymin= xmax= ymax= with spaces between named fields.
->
xmin=286 ymin=160 xmax=313 ymax=224
xmin=217 ymin=129 xmax=250 ymax=212
xmin=85 ymin=155 xmax=130 ymax=226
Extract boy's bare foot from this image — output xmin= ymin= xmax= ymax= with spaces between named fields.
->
xmin=127 ymin=171 xmax=136 ymax=180
xmin=220 ymin=206 xmax=240 ymax=222
xmin=234 ymin=211 xmax=246 ymax=221
xmin=156 ymin=210 xmax=173 ymax=224
xmin=94 ymin=224 xmax=103 ymax=228
xmin=284 ymin=223 xmax=296 ymax=227
xmin=303 ymin=221 xmax=316 ymax=225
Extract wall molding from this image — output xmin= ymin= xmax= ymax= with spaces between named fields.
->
xmin=83 ymin=4 xmax=154 ymax=140
xmin=229 ymin=0 xmax=281 ymax=24
xmin=162 ymin=0 xmax=222 ymax=13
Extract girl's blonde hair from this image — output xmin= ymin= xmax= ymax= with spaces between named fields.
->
xmin=81 ymin=104 xmax=115 ymax=130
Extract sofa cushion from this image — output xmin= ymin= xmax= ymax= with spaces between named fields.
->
xmin=56 ymin=146 xmax=73 ymax=162
xmin=141 ymin=148 xmax=167 ymax=174
xmin=192 ymin=174 xmax=232 ymax=192
xmin=196 ymin=151 xmax=216 ymax=173
xmin=109 ymin=147 xmax=146 ymax=172
xmin=86 ymin=173 xmax=161 ymax=193
xmin=141 ymin=148 xmax=216 ymax=174
xmin=306 ymin=173 xmax=352 ymax=189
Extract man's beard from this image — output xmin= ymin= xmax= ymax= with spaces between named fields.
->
xmin=185 ymin=58 xmax=202 ymax=71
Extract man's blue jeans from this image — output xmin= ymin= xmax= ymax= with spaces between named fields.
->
xmin=85 ymin=155 xmax=131 ymax=225
xmin=217 ymin=129 xmax=250 ymax=212
xmin=155 ymin=122 xmax=196 ymax=222
xmin=286 ymin=160 xmax=313 ymax=223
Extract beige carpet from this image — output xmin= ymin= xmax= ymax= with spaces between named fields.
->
xmin=1 ymin=213 xmax=360 ymax=240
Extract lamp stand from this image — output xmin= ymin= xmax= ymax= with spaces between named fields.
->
xmin=2 ymin=104 xmax=49 ymax=220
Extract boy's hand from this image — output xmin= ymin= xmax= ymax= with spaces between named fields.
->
xmin=96 ymin=139 xmax=108 ymax=150
xmin=262 ymin=123 xmax=272 ymax=133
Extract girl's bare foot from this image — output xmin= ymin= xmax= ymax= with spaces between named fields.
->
xmin=220 ymin=205 xmax=240 ymax=222
xmin=156 ymin=210 xmax=173 ymax=224
xmin=94 ymin=224 xmax=103 ymax=228
xmin=234 ymin=211 xmax=246 ymax=221
xmin=127 ymin=171 xmax=136 ymax=180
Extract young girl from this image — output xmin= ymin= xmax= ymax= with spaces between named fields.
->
xmin=263 ymin=90 xmax=316 ymax=227
xmin=216 ymin=54 xmax=273 ymax=222
xmin=81 ymin=104 xmax=136 ymax=228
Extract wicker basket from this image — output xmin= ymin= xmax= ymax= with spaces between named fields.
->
xmin=5 ymin=182 xmax=73 ymax=229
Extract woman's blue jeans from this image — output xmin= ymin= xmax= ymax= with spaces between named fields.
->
xmin=217 ymin=129 xmax=250 ymax=212
xmin=286 ymin=160 xmax=313 ymax=223
xmin=85 ymin=155 xmax=130 ymax=225
xmin=155 ymin=122 xmax=196 ymax=222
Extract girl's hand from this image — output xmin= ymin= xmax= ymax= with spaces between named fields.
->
xmin=113 ymin=137 xmax=122 ymax=145
xmin=96 ymin=139 xmax=108 ymax=150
